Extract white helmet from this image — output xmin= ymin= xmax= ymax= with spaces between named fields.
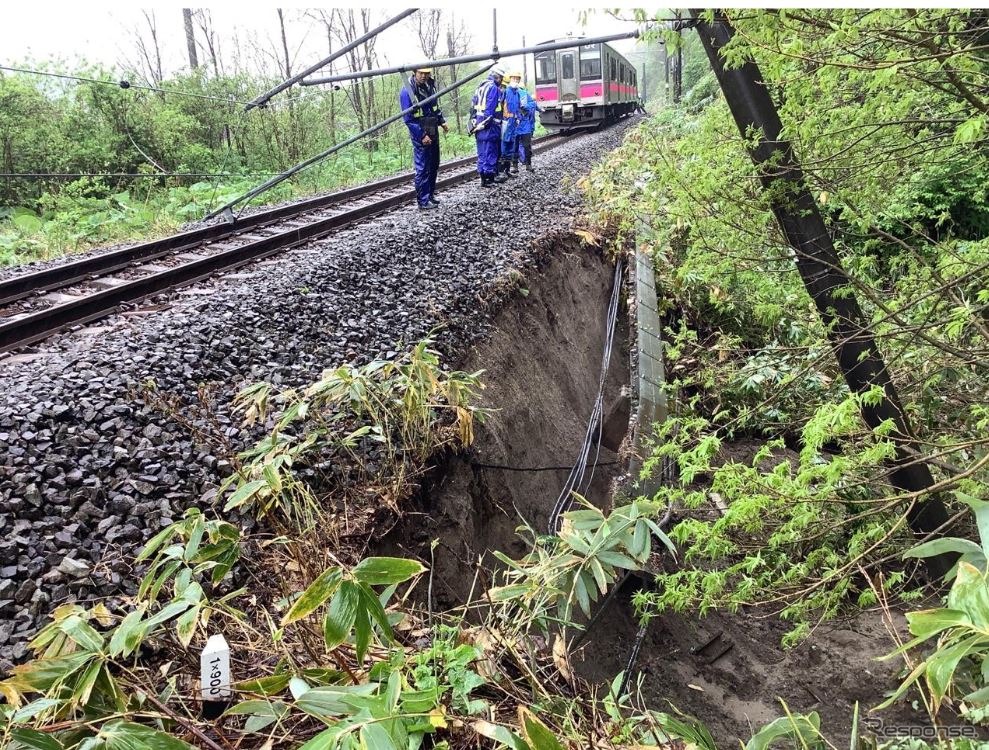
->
xmin=491 ymin=64 xmax=507 ymax=79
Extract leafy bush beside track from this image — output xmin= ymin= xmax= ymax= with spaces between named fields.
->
xmin=583 ymin=9 xmax=989 ymax=645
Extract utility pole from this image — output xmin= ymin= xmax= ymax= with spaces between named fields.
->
xmin=183 ymin=8 xmax=199 ymax=70
xmin=691 ymin=10 xmax=952 ymax=577
xmin=663 ymin=40 xmax=671 ymax=104
xmin=642 ymin=63 xmax=646 ymax=104
xmin=522 ymin=35 xmax=527 ymax=85
xmin=492 ymin=9 xmax=498 ymax=53
xmin=673 ymin=12 xmax=683 ymax=104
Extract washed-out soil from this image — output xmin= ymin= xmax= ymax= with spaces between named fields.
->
xmin=383 ymin=237 xmax=945 ymax=745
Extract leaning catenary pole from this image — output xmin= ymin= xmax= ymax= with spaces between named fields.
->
xmin=690 ymin=10 xmax=952 ymax=576
xmin=204 ymin=64 xmax=494 ymax=222
xmin=244 ymin=8 xmax=419 ymax=111
xmin=301 ymin=31 xmax=641 ymax=86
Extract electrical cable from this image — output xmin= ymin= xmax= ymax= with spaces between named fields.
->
xmin=0 ymin=64 xmax=252 ymax=107
xmin=203 ymin=62 xmax=495 ymax=222
xmin=547 ymin=258 xmax=625 ymax=534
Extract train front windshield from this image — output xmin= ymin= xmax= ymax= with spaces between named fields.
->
xmin=579 ymin=45 xmax=601 ymax=80
xmin=535 ymin=53 xmax=556 ymax=84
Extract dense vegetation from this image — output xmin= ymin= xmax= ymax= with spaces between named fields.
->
xmin=5 ymin=7 xmax=989 ymax=750
xmin=585 ymin=3 xmax=989 ymax=681
xmin=0 ymin=61 xmax=478 ymax=266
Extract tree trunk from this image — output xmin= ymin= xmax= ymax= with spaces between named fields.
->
xmin=183 ymin=9 xmax=199 ymax=70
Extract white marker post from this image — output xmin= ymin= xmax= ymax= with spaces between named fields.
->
xmin=200 ymin=634 xmax=231 ymax=719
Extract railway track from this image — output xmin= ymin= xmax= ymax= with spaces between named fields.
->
xmin=0 ymin=135 xmax=567 ymax=355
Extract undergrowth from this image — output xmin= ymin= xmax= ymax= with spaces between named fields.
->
xmin=581 ymin=9 xmax=989 ymax=644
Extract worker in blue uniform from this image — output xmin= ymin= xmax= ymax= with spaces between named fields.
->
xmin=516 ymin=86 xmax=541 ymax=172
xmin=469 ymin=65 xmax=508 ymax=187
xmin=400 ymin=66 xmax=448 ymax=210
xmin=499 ymin=71 xmax=523 ymax=177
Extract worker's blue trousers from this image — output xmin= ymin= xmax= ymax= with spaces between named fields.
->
xmin=412 ymin=139 xmax=440 ymax=205
xmin=475 ymin=129 xmax=500 ymax=176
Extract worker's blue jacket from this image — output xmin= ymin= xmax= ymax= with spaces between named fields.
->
xmin=470 ymin=74 xmax=504 ymax=138
xmin=501 ymin=85 xmax=523 ymax=143
xmin=399 ymin=75 xmax=445 ymax=142
xmin=516 ymin=88 xmax=540 ymax=135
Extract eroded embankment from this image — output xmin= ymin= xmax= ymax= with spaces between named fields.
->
xmin=382 ymin=236 xmax=937 ymax=745
xmin=381 ymin=236 xmax=629 ymax=608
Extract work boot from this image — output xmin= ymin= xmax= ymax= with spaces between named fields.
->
xmin=418 ymin=202 xmax=437 ymax=211
xmin=492 ymin=172 xmax=509 ymax=184
xmin=510 ymin=160 xmax=519 ymax=175
xmin=525 ymin=163 xmax=534 ymax=173
xmin=480 ymin=174 xmax=495 ymax=188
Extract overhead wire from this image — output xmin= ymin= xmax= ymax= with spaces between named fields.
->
xmin=0 ymin=64 xmax=252 ymax=107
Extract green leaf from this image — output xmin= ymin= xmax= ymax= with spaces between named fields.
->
xmin=596 ymin=550 xmax=640 ymax=570
xmin=873 ymin=661 xmax=926 ymax=710
xmin=295 ymin=684 xmax=378 ymax=721
xmin=9 ymin=728 xmax=64 ymax=750
xmin=947 ymin=562 xmax=989 ymax=627
xmin=361 ymin=720 xmax=398 ymax=750
xmin=10 ymin=698 xmax=63 ymax=724
xmin=354 ymin=605 xmax=372 ymax=663
xmin=473 ymin=720 xmax=529 ymax=750
xmin=357 ymin=584 xmax=393 ymax=639
xmin=588 ymin=557 xmax=609 ymax=595
xmin=519 ymin=707 xmax=564 ymax=750
xmin=904 ymin=537 xmax=984 ymax=577
xmin=223 ymin=479 xmax=268 ymax=512
xmin=957 ymin=492 xmax=989 ymax=561
xmin=323 ymin=581 xmax=359 ymax=649
xmin=73 ymin=659 xmax=103 ymax=707
xmin=283 ymin=567 xmax=342 ymax=625
xmin=8 ymin=652 xmax=96 ymax=692
xmin=954 ymin=116 xmax=985 ymax=144
xmin=905 ymin=608 xmax=971 ymax=640
xmin=58 ymin=615 xmax=104 ymax=652
xmin=97 ymin=719 xmax=198 ymax=749
xmin=175 ymin=603 xmax=201 ymax=648
xmin=289 ymin=677 xmax=311 ymax=700
xmin=352 ymin=557 xmax=425 ymax=586
xmin=572 ymin=570 xmax=592 ymax=617
xmin=234 ymin=673 xmax=292 ymax=696
xmin=299 ymin=727 xmax=346 ymax=750
xmin=108 ymin=607 xmax=148 ymax=658
xmin=927 ymin=633 xmax=985 ymax=705
xmin=136 ymin=523 xmax=180 ymax=563
xmin=745 ymin=711 xmax=822 ymax=750
xmin=223 ymin=699 xmax=289 ymax=733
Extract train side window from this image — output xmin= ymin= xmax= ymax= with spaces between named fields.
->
xmin=535 ymin=53 xmax=556 ymax=84
xmin=610 ymin=57 xmax=616 ymax=80
xmin=579 ymin=44 xmax=601 ymax=80
xmin=561 ymin=53 xmax=575 ymax=80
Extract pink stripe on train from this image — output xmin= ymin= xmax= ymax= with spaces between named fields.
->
xmin=535 ymin=85 xmax=558 ymax=102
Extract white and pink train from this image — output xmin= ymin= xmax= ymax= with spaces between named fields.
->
xmin=533 ymin=40 xmax=640 ymax=130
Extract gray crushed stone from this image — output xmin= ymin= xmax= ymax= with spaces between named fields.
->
xmin=0 ymin=120 xmax=638 ymax=669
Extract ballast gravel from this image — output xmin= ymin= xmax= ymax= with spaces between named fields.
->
xmin=0 ymin=120 xmax=636 ymax=668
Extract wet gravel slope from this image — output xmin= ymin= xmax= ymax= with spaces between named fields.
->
xmin=0 ymin=120 xmax=637 ymax=667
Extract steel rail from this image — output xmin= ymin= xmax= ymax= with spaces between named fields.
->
xmin=0 ymin=140 xmax=555 ymax=307
xmin=0 ymin=137 xmax=568 ymax=353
